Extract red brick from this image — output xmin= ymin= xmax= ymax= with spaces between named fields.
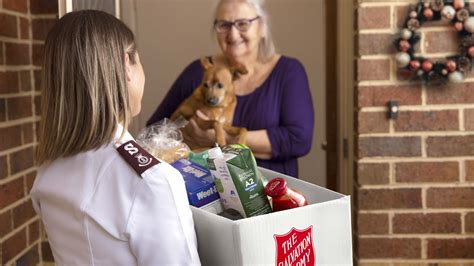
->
xmin=1 ymin=228 xmax=27 ymax=263
xmin=358 ymin=188 xmax=422 ymax=210
xmin=464 ymin=160 xmax=474 ymax=182
xmin=357 ymin=85 xmax=422 ymax=108
xmin=35 ymin=121 xmax=40 ymax=144
xmin=0 ymin=99 xmax=5 ymax=121
xmin=3 ymin=0 xmax=28 ymax=13
xmin=357 ymin=7 xmax=391 ymax=30
xmin=357 ymin=213 xmax=389 ymax=235
xmin=0 ymin=155 xmax=7 ymax=179
xmin=32 ymin=18 xmax=56 ymax=41
xmin=428 ymin=238 xmax=474 ymax=259
xmin=0 ymin=178 xmax=24 ymax=209
xmin=0 ymin=41 xmax=3 ymax=64
xmin=7 ymin=96 xmax=32 ymax=120
xmin=0 ymin=71 xmax=19 ymax=94
xmin=466 ymin=213 xmax=474 ymax=233
xmin=394 ymin=110 xmax=459 ymax=132
xmin=20 ymin=17 xmax=29 ymax=40
xmin=427 ymin=187 xmax=474 ymax=208
xmin=358 ymin=34 xmax=396 ymax=56
xmin=30 ymin=0 xmax=58 ymax=14
xmin=22 ymin=123 xmax=34 ymax=144
xmin=357 ymin=59 xmax=390 ymax=81
xmin=0 ymin=210 xmax=12 ymax=238
xmin=427 ymin=135 xmax=474 ymax=157
xmin=0 ymin=13 xmax=17 ymax=38
xmin=13 ymin=199 xmax=36 ymax=228
xmin=25 ymin=171 xmax=36 ymax=193
xmin=41 ymin=241 xmax=54 ymax=262
xmin=0 ymin=126 xmax=22 ymax=151
xmin=395 ymin=6 xmax=411 ymax=29
xmin=34 ymin=70 xmax=41 ymax=91
xmin=15 ymin=245 xmax=39 ymax=266
xmin=10 ymin=147 xmax=34 ymax=174
xmin=427 ymin=82 xmax=474 ymax=104
xmin=395 ymin=162 xmax=459 ymax=183
xmin=28 ymin=220 xmax=40 ymax=244
xmin=32 ymin=43 xmax=44 ymax=66
xmin=358 ymin=137 xmax=422 ymax=158
xmin=358 ymin=112 xmax=389 ymax=134
xmin=34 ymin=95 xmax=41 ymax=116
xmin=19 ymin=71 xmax=31 ymax=92
xmin=464 ymin=109 xmax=474 ymax=131
xmin=5 ymin=43 xmax=30 ymax=65
xmin=357 ymin=163 xmax=389 ymax=185
xmin=425 ymin=30 xmax=459 ymax=54
xmin=393 ymin=213 xmax=461 ymax=234
xmin=358 ymin=238 xmax=421 ymax=259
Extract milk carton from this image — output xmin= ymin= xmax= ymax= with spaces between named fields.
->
xmin=207 ymin=145 xmax=272 ymax=218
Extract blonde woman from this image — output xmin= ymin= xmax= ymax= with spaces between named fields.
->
xmin=148 ymin=0 xmax=314 ymax=177
xmin=31 ymin=10 xmax=200 ymax=265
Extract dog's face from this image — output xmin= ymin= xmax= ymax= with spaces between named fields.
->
xmin=200 ymin=57 xmax=247 ymax=107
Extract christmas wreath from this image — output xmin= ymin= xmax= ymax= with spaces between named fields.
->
xmin=395 ymin=0 xmax=474 ymax=84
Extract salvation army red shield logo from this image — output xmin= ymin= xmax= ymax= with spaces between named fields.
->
xmin=274 ymin=226 xmax=315 ymax=266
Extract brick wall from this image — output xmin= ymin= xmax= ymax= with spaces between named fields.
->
xmin=355 ymin=0 xmax=474 ymax=264
xmin=0 ymin=0 xmax=56 ymax=264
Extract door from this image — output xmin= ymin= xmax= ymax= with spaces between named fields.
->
xmin=123 ymin=0 xmax=327 ymax=186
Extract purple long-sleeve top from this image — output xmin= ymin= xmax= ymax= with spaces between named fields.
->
xmin=147 ymin=56 xmax=314 ymax=177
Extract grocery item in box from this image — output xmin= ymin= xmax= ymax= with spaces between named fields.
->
xmin=265 ymin=177 xmax=308 ymax=212
xmin=200 ymin=199 xmax=224 ymax=214
xmin=171 ymin=158 xmax=220 ymax=207
xmin=207 ymin=145 xmax=272 ymax=218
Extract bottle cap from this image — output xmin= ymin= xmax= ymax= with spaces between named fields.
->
xmin=264 ymin=177 xmax=287 ymax=197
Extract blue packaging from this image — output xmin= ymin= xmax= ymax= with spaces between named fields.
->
xmin=171 ymin=158 xmax=220 ymax=207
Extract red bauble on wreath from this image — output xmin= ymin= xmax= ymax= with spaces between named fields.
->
xmin=395 ymin=0 xmax=474 ymax=84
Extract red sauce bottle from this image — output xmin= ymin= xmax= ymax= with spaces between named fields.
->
xmin=264 ymin=178 xmax=308 ymax=212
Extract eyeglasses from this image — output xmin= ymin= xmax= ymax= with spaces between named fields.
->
xmin=214 ymin=16 xmax=260 ymax=33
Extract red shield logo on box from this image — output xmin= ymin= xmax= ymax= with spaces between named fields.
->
xmin=274 ymin=226 xmax=315 ymax=266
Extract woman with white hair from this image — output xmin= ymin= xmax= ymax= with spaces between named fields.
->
xmin=148 ymin=0 xmax=314 ymax=177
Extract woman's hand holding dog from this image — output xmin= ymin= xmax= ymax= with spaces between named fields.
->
xmin=181 ymin=111 xmax=216 ymax=149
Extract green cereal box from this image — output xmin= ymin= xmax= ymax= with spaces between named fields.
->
xmin=207 ymin=144 xmax=272 ymax=218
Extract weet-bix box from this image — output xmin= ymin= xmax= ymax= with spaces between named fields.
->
xmin=171 ymin=158 xmax=220 ymax=207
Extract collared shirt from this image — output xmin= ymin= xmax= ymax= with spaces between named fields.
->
xmin=30 ymin=125 xmax=201 ymax=265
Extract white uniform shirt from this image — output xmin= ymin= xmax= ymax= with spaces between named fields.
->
xmin=30 ymin=126 xmax=201 ymax=265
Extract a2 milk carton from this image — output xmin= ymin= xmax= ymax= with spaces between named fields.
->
xmin=207 ymin=144 xmax=272 ymax=218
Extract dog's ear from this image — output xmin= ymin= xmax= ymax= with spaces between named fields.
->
xmin=200 ymin=57 xmax=214 ymax=70
xmin=230 ymin=64 xmax=248 ymax=81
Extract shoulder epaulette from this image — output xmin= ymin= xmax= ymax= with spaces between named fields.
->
xmin=116 ymin=140 xmax=160 ymax=177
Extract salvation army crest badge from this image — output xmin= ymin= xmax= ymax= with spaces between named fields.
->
xmin=274 ymin=226 xmax=315 ymax=266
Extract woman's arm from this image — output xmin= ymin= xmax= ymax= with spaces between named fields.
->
xmin=127 ymin=163 xmax=201 ymax=265
xmin=264 ymin=59 xmax=314 ymax=161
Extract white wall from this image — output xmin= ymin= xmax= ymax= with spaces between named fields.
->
xmin=123 ymin=0 xmax=326 ymax=186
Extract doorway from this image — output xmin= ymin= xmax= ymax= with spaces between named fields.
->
xmin=123 ymin=0 xmax=331 ymax=187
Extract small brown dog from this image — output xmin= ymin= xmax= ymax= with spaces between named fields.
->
xmin=170 ymin=57 xmax=248 ymax=148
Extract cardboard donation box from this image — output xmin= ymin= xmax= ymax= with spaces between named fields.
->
xmin=191 ymin=167 xmax=353 ymax=266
